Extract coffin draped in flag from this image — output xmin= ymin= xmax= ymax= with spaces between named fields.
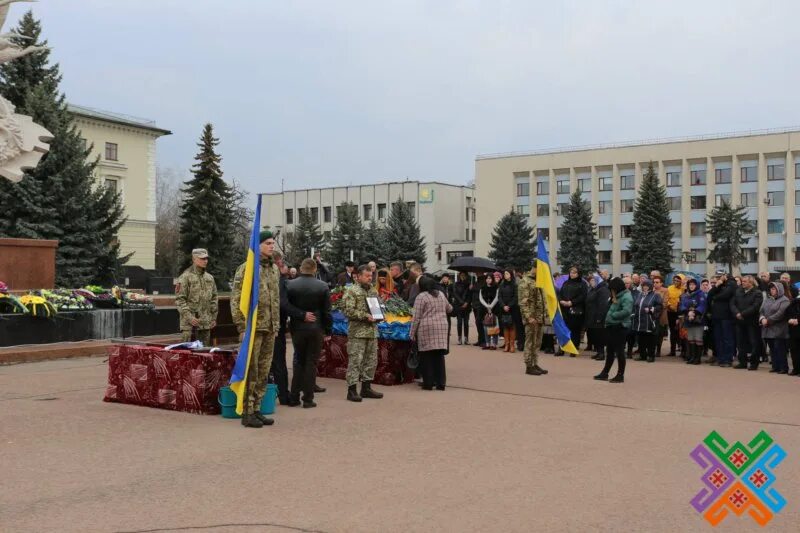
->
xmin=229 ymin=194 xmax=262 ymax=415
xmin=535 ymin=232 xmax=579 ymax=355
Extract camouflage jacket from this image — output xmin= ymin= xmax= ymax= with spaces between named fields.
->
xmin=341 ymin=283 xmax=379 ymax=339
xmin=175 ymin=265 xmax=218 ymax=330
xmin=518 ymin=275 xmax=546 ymax=324
xmin=231 ymin=258 xmax=280 ymax=333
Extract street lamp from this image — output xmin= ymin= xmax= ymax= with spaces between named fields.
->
xmin=681 ymin=251 xmax=696 ymax=269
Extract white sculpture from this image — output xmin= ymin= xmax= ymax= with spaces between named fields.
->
xmin=0 ymin=0 xmax=52 ymax=183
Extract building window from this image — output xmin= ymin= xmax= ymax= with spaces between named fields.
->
xmin=796 ymin=191 xmax=800 ymax=206
xmin=620 ymin=199 xmax=634 ymax=213
xmin=671 ymin=223 xmax=682 ymax=237
xmin=472 ymin=229 xmax=476 ymax=241
xmin=743 ymin=248 xmax=758 ymax=263
xmin=556 ymin=227 xmax=564 ymax=240
xmin=285 ymin=209 xmax=294 ymax=224
xmin=516 ymin=182 xmax=530 ymax=197
xmin=795 ymin=218 xmax=800 ymax=233
xmin=767 ymin=219 xmax=784 ymax=234
xmin=715 ymin=194 xmax=731 ymax=207
xmin=767 ymin=164 xmax=785 ymax=181
xmin=472 ymin=208 xmax=476 ymax=222
xmin=690 ymin=196 xmax=706 ymax=210
xmin=599 ymin=177 xmax=613 ymax=191
xmin=621 ymin=225 xmax=633 ymax=238
xmin=668 ymin=196 xmax=681 ymax=211
xmin=516 ymin=204 xmax=530 ymax=216
xmin=539 ymin=228 xmax=550 ymax=240
xmin=537 ymin=204 xmax=549 ymax=217
xmin=598 ymin=226 xmax=612 ymax=239
xmin=310 ymin=207 xmax=319 ymax=222
xmin=691 ymin=249 xmax=707 ymax=263
xmin=767 ymin=191 xmax=785 ymax=206
xmin=715 ymin=168 xmax=732 ymax=184
xmin=556 ymin=180 xmax=570 ymax=194
xmin=744 ymin=219 xmax=756 ymax=234
xmin=796 ymin=163 xmax=800 ymax=179
xmin=690 ymin=170 xmax=706 ymax=185
xmin=671 ymin=249 xmax=683 ymax=263
xmin=741 ymin=192 xmax=757 ymax=207
xmin=768 ymin=247 xmax=785 ymax=262
xmin=578 ymin=178 xmax=591 ymax=192
xmin=377 ymin=203 xmax=386 ymax=220
xmin=466 ymin=229 xmax=470 ymax=241
xmin=536 ymin=181 xmax=549 ymax=195
xmin=406 ymin=202 xmax=415 ymax=218
xmin=620 ymin=250 xmax=632 ymax=264
xmin=104 ymin=142 xmax=118 ymax=161
xmin=556 ymin=203 xmax=569 ymax=216
xmin=103 ymin=178 xmax=118 ymax=194
xmin=740 ymin=167 xmax=757 ymax=183
xmin=690 ymin=222 xmax=706 ymax=237
xmin=598 ymin=200 xmax=611 ymax=214
xmin=363 ymin=204 xmax=372 ymax=220
xmin=323 ymin=206 xmax=332 ymax=223
xmin=598 ymin=250 xmax=612 ymax=264
xmin=666 ymin=172 xmax=681 ymax=187
xmin=620 ymin=175 xmax=634 ymax=190
xmin=298 ymin=207 xmax=307 ymax=220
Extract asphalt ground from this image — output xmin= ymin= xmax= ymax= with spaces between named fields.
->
xmin=2 ymin=342 xmax=799 ymax=532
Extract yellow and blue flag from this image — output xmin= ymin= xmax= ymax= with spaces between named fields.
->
xmin=535 ymin=232 xmax=579 ymax=355
xmin=229 ymin=194 xmax=262 ymax=415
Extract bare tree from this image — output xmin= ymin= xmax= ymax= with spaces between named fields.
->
xmin=226 ymin=177 xmax=254 ymax=270
xmin=155 ymin=167 xmax=184 ymax=277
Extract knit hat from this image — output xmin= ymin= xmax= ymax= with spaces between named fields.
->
xmin=259 ymin=230 xmax=274 ymax=243
xmin=0 ymin=281 xmax=7 ymax=293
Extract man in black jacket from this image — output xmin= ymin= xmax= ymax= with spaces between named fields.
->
xmin=707 ymin=270 xmax=738 ymax=367
xmin=287 ymin=258 xmax=333 ymax=408
xmin=271 ymin=252 xmax=306 ymax=406
xmin=730 ymin=275 xmax=764 ymax=370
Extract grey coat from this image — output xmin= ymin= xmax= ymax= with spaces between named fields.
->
xmin=759 ymin=282 xmax=790 ymax=339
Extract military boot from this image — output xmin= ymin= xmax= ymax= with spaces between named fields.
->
xmin=241 ymin=413 xmax=263 ymax=428
xmin=534 ymin=365 xmax=549 ymax=375
xmin=360 ymin=381 xmax=384 ymax=399
xmin=347 ymin=384 xmax=362 ymax=402
xmin=526 ymin=365 xmax=542 ymax=376
xmin=254 ymin=412 xmax=275 ymax=425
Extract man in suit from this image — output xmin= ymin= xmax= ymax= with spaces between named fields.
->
xmin=270 ymin=251 xmax=306 ymax=406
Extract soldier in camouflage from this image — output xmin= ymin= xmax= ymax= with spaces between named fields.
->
xmin=230 ymin=231 xmax=281 ymax=428
xmin=518 ymin=263 xmax=548 ymax=376
xmin=341 ymin=264 xmax=385 ymax=402
xmin=175 ymin=248 xmax=218 ymax=345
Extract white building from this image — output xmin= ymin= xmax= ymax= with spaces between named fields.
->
xmin=261 ymin=180 xmax=476 ymax=272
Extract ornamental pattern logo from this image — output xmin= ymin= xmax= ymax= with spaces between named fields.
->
xmin=690 ymin=430 xmax=786 ymax=526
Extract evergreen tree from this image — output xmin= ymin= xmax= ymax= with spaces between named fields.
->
xmin=0 ymin=11 xmax=127 ymax=286
xmin=385 ymin=197 xmax=426 ymax=265
xmin=559 ymin=190 xmax=598 ymax=274
xmin=488 ymin=208 xmax=535 ymax=271
xmin=706 ymin=201 xmax=753 ymax=273
xmin=328 ymin=201 xmax=364 ymax=267
xmin=179 ymin=124 xmax=236 ymax=288
xmin=361 ymin=219 xmax=390 ymax=266
xmin=629 ymin=163 xmax=674 ymax=275
xmin=292 ymin=207 xmax=325 ymax=260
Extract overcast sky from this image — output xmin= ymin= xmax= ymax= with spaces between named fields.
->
xmin=17 ymin=0 xmax=800 ymax=195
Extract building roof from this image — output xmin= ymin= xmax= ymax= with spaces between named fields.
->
xmin=475 ymin=126 xmax=800 ymax=161
xmin=67 ymin=104 xmax=172 ymax=136
xmin=263 ymin=180 xmax=474 ymax=195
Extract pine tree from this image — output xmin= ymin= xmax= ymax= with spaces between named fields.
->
xmin=0 ymin=12 xmax=127 ymax=286
xmin=179 ymin=124 xmax=236 ymax=289
xmin=559 ymin=190 xmax=598 ymax=274
xmin=385 ymin=197 xmax=426 ymax=265
xmin=292 ymin=207 xmax=325 ymax=260
xmin=328 ymin=201 xmax=364 ymax=267
xmin=706 ymin=201 xmax=753 ymax=273
xmin=488 ymin=208 xmax=535 ymax=271
xmin=629 ymin=163 xmax=674 ymax=275
xmin=361 ymin=219 xmax=390 ymax=266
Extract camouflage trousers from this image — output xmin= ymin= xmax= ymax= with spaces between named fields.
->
xmin=244 ymin=331 xmax=275 ymax=415
xmin=346 ymin=337 xmax=378 ymax=386
xmin=524 ymin=323 xmax=543 ymax=367
xmin=181 ymin=329 xmax=211 ymax=346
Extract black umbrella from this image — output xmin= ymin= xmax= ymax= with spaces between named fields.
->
xmin=448 ymin=256 xmax=497 ymax=273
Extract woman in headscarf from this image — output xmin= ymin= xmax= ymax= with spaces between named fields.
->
xmin=678 ymin=278 xmax=707 ymax=365
xmin=375 ymin=268 xmax=396 ymax=301
xmin=558 ymin=266 xmax=588 ymax=356
xmin=594 ymin=277 xmax=633 ymax=383
xmin=497 ymin=269 xmax=519 ymax=353
xmin=631 ymin=278 xmax=663 ymax=363
xmin=760 ymin=281 xmax=790 ymax=374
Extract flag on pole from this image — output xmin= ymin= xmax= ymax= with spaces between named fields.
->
xmin=535 ymin=232 xmax=579 ymax=355
xmin=229 ymin=194 xmax=262 ymax=415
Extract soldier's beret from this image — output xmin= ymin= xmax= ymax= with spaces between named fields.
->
xmin=259 ymin=230 xmax=274 ymax=243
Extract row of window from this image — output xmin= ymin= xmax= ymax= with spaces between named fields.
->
xmin=593 ymin=247 xmax=791 ymax=265
xmin=286 ymin=202 xmax=417 ymax=225
xmin=516 ymin=163 xmax=799 ymax=197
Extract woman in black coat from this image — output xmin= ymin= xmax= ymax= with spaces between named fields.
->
xmin=453 ymin=272 xmax=473 ymax=345
xmin=585 ymin=276 xmax=611 ymax=360
xmin=786 ymin=291 xmax=800 ymax=375
xmin=497 ymin=269 xmax=519 ymax=353
xmin=558 ymin=266 xmax=588 ymax=356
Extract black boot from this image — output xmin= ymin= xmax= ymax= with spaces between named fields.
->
xmin=241 ymin=413 xmax=263 ymax=428
xmin=254 ymin=412 xmax=275 ymax=425
xmin=690 ymin=345 xmax=702 ymax=365
xmin=534 ymin=365 xmax=549 ymax=375
xmin=347 ymin=384 xmax=362 ymax=402
xmin=360 ymin=381 xmax=383 ymax=399
xmin=609 ymin=374 xmax=624 ymax=383
xmin=526 ymin=365 xmax=543 ymax=375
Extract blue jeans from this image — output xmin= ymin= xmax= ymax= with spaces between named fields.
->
xmin=713 ymin=319 xmax=735 ymax=364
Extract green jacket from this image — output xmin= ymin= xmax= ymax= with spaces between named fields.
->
xmin=518 ymin=275 xmax=546 ymax=323
xmin=341 ymin=283 xmax=379 ymax=339
xmin=231 ymin=258 xmax=280 ymax=333
xmin=605 ymin=289 xmax=633 ymax=328
xmin=175 ymin=265 xmax=218 ymax=331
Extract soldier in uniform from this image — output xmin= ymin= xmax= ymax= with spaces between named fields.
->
xmin=341 ymin=264 xmax=385 ymax=402
xmin=175 ymin=248 xmax=218 ymax=345
xmin=518 ymin=263 xmax=548 ymax=376
xmin=231 ymin=231 xmax=281 ymax=428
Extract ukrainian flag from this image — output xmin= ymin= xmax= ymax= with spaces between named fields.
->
xmin=229 ymin=194 xmax=262 ymax=415
xmin=535 ymin=232 xmax=579 ymax=355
